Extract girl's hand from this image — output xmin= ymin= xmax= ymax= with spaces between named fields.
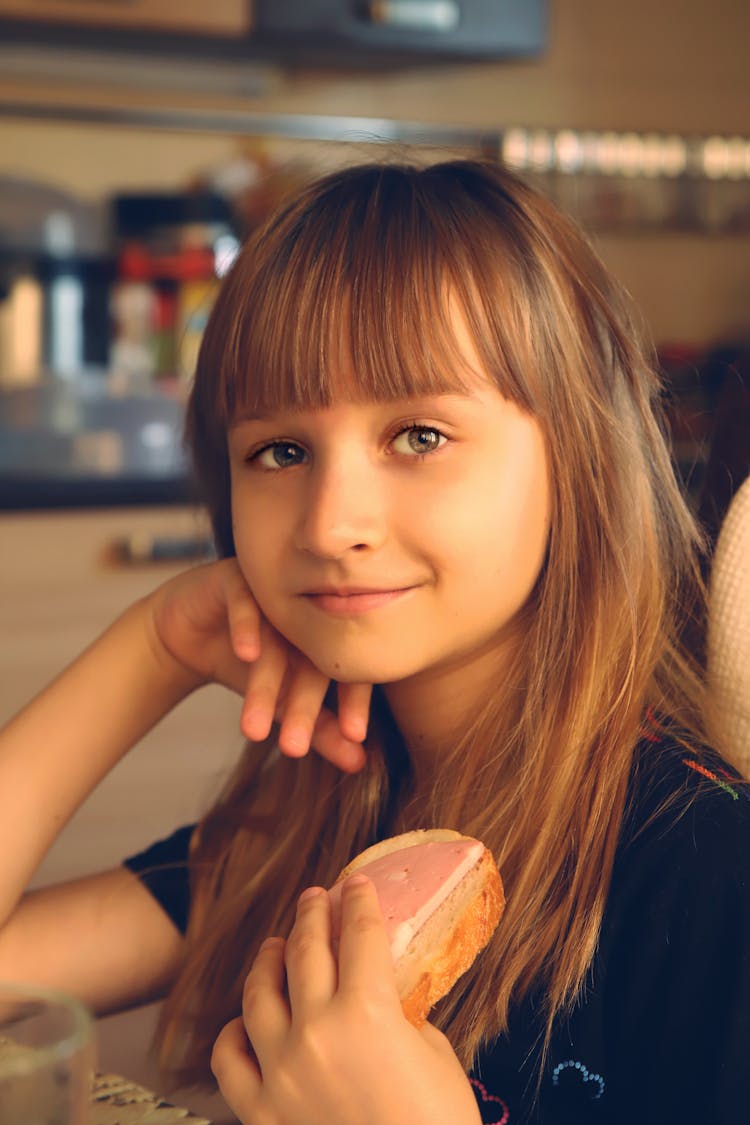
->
xmin=210 ymin=877 xmax=482 ymax=1125
xmin=147 ymin=559 xmax=370 ymax=773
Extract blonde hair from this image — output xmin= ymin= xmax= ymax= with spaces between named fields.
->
xmin=162 ymin=160 xmax=709 ymax=1085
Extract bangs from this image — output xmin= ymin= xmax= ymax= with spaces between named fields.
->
xmin=214 ymin=163 xmax=538 ymax=423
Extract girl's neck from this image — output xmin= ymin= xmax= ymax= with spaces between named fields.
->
xmin=382 ymin=631 xmax=517 ymax=783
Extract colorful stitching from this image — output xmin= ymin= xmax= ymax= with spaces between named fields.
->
xmin=469 ymin=1077 xmax=510 ymax=1125
xmin=717 ymin=765 xmax=750 ymax=801
xmin=552 ymin=1059 xmax=605 ymax=1100
xmin=683 ymin=758 xmax=739 ymax=800
xmin=639 ymin=706 xmax=663 ymax=743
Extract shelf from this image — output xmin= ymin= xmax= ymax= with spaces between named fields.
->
xmin=0 ymin=96 xmax=501 ymax=151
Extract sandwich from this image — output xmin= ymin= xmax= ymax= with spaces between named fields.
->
xmin=328 ymin=829 xmax=504 ymax=1026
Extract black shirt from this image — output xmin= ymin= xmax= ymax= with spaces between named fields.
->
xmin=125 ymin=733 xmax=750 ymax=1124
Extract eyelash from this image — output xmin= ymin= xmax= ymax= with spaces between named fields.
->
xmin=389 ymin=420 xmax=448 ymax=460
xmin=247 ymin=422 xmax=448 ymax=471
xmin=248 ymin=440 xmax=306 ymax=471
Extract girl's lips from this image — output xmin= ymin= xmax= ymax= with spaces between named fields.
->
xmin=303 ymin=587 xmax=416 ymax=616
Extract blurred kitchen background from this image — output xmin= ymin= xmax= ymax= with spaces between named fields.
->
xmin=0 ymin=0 xmax=748 ymax=1118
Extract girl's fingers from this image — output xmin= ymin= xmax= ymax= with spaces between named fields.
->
xmin=241 ymin=937 xmax=291 ymax=1055
xmin=284 ymin=888 xmax=337 ymax=1022
xmin=223 ymin=564 xmax=372 ymax=769
xmin=274 ymin=662 xmax=370 ymax=771
xmin=336 ymin=682 xmax=372 ymax=744
xmin=240 ymin=630 xmax=288 ymax=742
xmin=210 ymin=1017 xmax=262 ymax=1114
xmin=336 ymin=876 xmax=401 ymax=1008
xmin=275 ymin=664 xmax=330 ymax=759
xmin=223 ymin=563 xmax=262 ymax=662
xmin=309 ymin=710 xmax=367 ymax=773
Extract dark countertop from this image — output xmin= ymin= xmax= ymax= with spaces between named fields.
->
xmin=0 ymin=472 xmax=197 ymax=510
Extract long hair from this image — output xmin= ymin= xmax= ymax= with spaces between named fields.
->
xmin=160 ymin=160 xmax=710 ymax=1084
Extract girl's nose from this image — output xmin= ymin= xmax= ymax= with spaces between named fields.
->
xmin=295 ymin=458 xmax=386 ymax=559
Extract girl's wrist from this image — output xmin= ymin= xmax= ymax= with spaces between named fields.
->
xmin=132 ymin=594 xmax=207 ymax=702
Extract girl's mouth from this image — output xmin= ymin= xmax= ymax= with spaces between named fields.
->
xmin=302 ymin=587 xmax=417 ymax=616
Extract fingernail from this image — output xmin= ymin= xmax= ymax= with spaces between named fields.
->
xmin=298 ymin=886 xmax=326 ymax=904
xmin=281 ymin=728 xmax=309 ymax=756
xmin=346 ymin=720 xmax=368 ymax=742
xmin=345 ymin=745 xmax=367 ymax=771
xmin=345 ymin=874 xmax=371 ymax=888
xmin=243 ymin=709 xmax=271 ymax=740
xmin=259 ymin=936 xmax=284 ymax=953
xmin=234 ymin=635 xmax=260 ymax=659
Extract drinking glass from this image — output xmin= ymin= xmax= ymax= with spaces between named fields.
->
xmin=0 ymin=983 xmax=94 ymax=1124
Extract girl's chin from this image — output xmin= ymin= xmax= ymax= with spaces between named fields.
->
xmin=280 ymin=624 xmax=436 ymax=685
xmin=297 ymin=649 xmax=415 ymax=686
xmin=311 ymin=662 xmax=401 ymax=685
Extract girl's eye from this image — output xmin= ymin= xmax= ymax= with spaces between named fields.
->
xmin=391 ymin=426 xmax=447 ymax=457
xmin=252 ymin=442 xmax=307 ymax=470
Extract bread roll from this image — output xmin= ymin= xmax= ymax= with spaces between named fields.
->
xmin=328 ymin=829 xmax=504 ymax=1027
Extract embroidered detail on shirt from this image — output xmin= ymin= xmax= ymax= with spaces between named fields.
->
xmin=683 ymin=758 xmax=740 ymax=800
xmin=640 ymin=706 xmax=663 ymax=743
xmin=551 ymin=1059 xmax=605 ymax=1100
xmin=469 ymin=1078 xmax=510 ymax=1124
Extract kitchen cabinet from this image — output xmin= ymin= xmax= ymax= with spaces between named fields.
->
xmin=0 ymin=0 xmax=252 ymax=36
xmin=0 ymin=0 xmax=545 ymax=61
xmin=0 ymin=504 xmax=244 ymax=881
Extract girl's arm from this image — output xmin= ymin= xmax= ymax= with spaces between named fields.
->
xmin=211 ymin=878 xmax=482 ymax=1125
xmin=0 ymin=594 xmax=199 ymax=1004
xmin=0 ymin=558 xmax=370 ymax=1007
xmin=0 ymin=593 xmax=198 ymax=930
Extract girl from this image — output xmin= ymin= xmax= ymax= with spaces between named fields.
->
xmin=1 ymin=160 xmax=748 ymax=1125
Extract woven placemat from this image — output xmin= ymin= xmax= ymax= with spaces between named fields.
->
xmin=91 ymin=1072 xmax=212 ymax=1125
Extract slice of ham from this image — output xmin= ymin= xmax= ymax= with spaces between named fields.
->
xmin=327 ymin=838 xmax=484 ymax=959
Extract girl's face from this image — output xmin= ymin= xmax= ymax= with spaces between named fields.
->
xmin=227 ymin=320 xmax=550 ymax=710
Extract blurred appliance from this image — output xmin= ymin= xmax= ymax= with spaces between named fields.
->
xmin=255 ymin=0 xmax=547 ymax=59
xmin=0 ymin=177 xmax=113 ymax=385
xmin=0 ymin=0 xmax=546 ymax=61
